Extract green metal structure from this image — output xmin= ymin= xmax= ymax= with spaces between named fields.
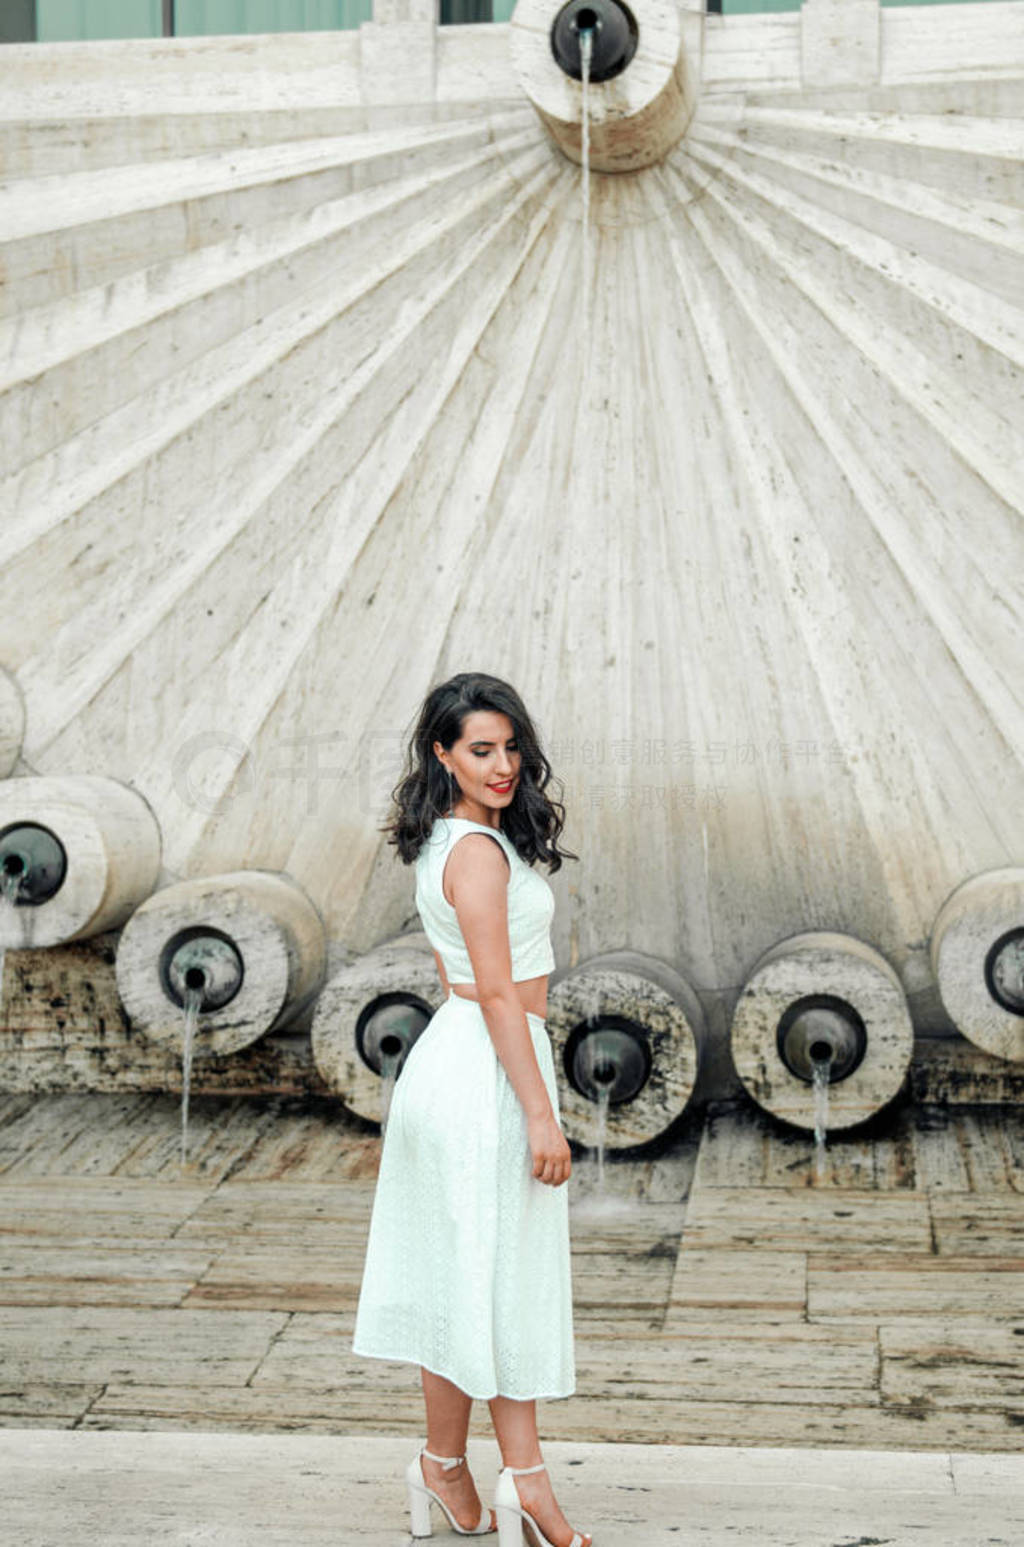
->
xmin=0 ymin=0 xmax=1008 ymax=44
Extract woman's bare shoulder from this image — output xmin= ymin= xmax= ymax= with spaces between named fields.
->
xmin=448 ymin=831 xmax=511 ymax=872
xmin=442 ymin=830 xmax=511 ymax=905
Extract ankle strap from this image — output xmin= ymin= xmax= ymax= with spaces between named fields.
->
xmin=422 ymin=1448 xmax=465 ymax=1469
xmin=503 ymin=1461 xmax=547 ymax=1476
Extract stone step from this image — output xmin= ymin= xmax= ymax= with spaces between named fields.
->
xmin=807 ymin=1253 xmax=1024 ymax=1321
xmin=1 ymin=1097 xmax=1022 ymax=1453
xmin=689 ymin=1099 xmax=1023 ymax=1193
xmin=879 ymin=1318 xmax=1024 ymax=1409
xmin=681 ymin=1186 xmax=933 ymax=1253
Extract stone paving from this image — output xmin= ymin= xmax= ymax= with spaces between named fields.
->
xmin=0 ymin=1089 xmax=1021 ymax=1540
xmin=3 ymin=1429 xmax=1023 ymax=1546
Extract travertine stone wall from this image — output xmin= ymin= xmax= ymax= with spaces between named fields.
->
xmin=0 ymin=3 xmax=1020 ymax=1099
xmin=801 ymin=0 xmax=880 ymax=88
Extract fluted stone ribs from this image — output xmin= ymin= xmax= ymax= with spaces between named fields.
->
xmin=0 ymin=70 xmax=1020 ymax=998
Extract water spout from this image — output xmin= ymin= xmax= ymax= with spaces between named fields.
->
xmin=733 ymin=934 xmax=913 ymax=1140
xmin=810 ymin=1044 xmax=832 ymax=1182
xmin=583 ymin=1025 xmax=613 ymax=1190
xmin=180 ymin=982 xmax=204 ymax=1165
xmin=566 ymin=999 xmax=652 ymax=1203
xmin=352 ymin=993 xmax=431 ymax=1133
xmin=156 ymin=929 xmax=245 ymax=1166
xmin=580 ymin=23 xmax=593 ymax=332
xmin=549 ymin=0 xmax=638 ymax=85
xmin=378 ymin=1038 xmax=404 ymax=1134
xmin=517 ymin=0 xmax=691 ymax=172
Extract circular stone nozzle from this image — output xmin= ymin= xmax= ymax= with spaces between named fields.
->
xmin=930 ymin=868 xmax=1024 ymax=1061
xmin=311 ymin=931 xmax=445 ymax=1121
xmin=116 ymin=870 xmax=326 ymax=1056
xmin=566 ymin=1013 xmax=652 ymax=1103
xmin=986 ymin=927 xmax=1024 ymax=1015
xmin=776 ymin=994 xmax=868 ymax=1084
xmin=547 ymin=950 xmax=704 ymax=1148
xmin=0 ymin=775 xmax=161 ymax=948
xmin=730 ymin=932 xmax=914 ymax=1132
xmin=356 ymin=991 xmax=433 ymax=1079
xmin=510 ymin=0 xmax=698 ymax=172
xmin=158 ymin=925 xmax=244 ymax=1013
xmin=550 ymin=0 xmax=638 ymax=83
xmin=0 ymin=822 xmax=67 ymax=906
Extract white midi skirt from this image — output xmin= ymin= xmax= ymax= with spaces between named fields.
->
xmin=351 ymin=990 xmax=576 ymax=1401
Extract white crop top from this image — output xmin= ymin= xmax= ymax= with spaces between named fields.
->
xmin=414 ymin=816 xmax=556 ymax=985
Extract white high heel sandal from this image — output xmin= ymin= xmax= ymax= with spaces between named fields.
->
xmin=494 ymin=1461 xmax=591 ymax=1547
xmin=405 ymin=1445 xmax=496 ymax=1537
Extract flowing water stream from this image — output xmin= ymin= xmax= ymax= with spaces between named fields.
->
xmin=378 ymin=1047 xmax=402 ymax=1135
xmin=580 ymin=25 xmax=593 ymax=330
xmin=179 ymin=985 xmax=205 ymax=1164
xmin=811 ymin=1055 xmax=831 ymax=1181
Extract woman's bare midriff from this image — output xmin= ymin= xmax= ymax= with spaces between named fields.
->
xmin=451 ymin=975 xmax=548 ymax=1020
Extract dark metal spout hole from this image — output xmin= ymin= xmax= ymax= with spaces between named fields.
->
xmin=550 ymin=0 xmax=639 ymax=83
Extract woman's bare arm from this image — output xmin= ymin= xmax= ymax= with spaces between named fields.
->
xmin=445 ymin=835 xmax=569 ymax=1185
xmin=445 ymin=834 xmax=554 ymax=1123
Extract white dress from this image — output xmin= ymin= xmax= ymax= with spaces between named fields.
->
xmin=351 ymin=816 xmax=575 ymax=1401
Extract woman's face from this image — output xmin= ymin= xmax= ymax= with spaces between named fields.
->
xmin=435 ymin=709 xmax=522 ymax=822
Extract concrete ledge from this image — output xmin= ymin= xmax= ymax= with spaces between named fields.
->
xmin=3 ymin=1429 xmax=1023 ymax=1544
xmin=0 ymin=5 xmax=1019 ymax=118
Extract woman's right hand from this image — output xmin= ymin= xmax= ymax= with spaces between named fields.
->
xmin=526 ymin=1109 xmax=572 ymax=1187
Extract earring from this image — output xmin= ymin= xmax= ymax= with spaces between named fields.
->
xmin=447 ymin=767 xmax=456 ymax=816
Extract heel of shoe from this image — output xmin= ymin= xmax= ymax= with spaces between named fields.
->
xmin=406 ymin=1469 xmax=433 ymax=1537
xmin=494 ymin=1500 xmax=525 ymax=1547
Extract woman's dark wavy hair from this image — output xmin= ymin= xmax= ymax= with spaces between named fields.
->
xmin=382 ymin=672 xmax=577 ymax=871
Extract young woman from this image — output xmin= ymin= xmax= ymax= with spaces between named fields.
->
xmin=352 ymin=672 xmax=593 ymax=1547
